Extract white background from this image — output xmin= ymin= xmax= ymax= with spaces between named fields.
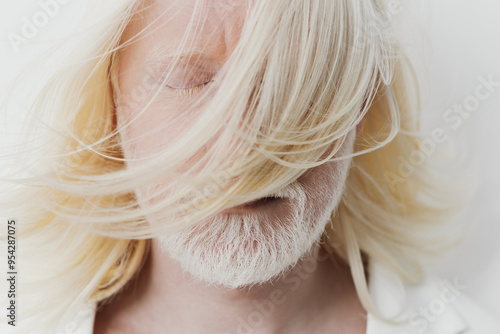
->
xmin=399 ymin=0 xmax=500 ymax=318
xmin=1 ymin=0 xmax=499 ymax=318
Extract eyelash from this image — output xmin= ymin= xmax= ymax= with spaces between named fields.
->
xmin=170 ymin=78 xmax=214 ymax=98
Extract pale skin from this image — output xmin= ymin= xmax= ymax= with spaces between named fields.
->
xmin=94 ymin=1 xmax=367 ymax=333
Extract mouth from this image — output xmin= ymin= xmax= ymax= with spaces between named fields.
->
xmin=219 ymin=195 xmax=284 ymax=214
xmin=238 ymin=195 xmax=282 ymax=208
xmin=247 ymin=196 xmax=280 ymax=204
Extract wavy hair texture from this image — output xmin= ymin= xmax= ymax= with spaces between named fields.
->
xmin=0 ymin=0 xmax=465 ymax=332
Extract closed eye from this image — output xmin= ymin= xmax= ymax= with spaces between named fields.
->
xmin=167 ymin=76 xmax=215 ymax=98
xmin=163 ymin=66 xmax=216 ymax=98
xmin=144 ymin=50 xmax=219 ymax=98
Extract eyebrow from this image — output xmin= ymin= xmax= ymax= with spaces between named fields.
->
xmin=143 ymin=44 xmax=211 ymax=71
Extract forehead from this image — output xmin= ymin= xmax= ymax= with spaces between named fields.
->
xmin=121 ymin=0 xmax=247 ymax=64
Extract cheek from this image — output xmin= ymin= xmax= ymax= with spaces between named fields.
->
xmin=299 ymin=132 xmax=355 ymax=212
xmin=299 ymin=162 xmax=345 ymax=206
xmin=116 ymin=104 xmax=195 ymax=166
xmin=115 ymin=105 xmax=209 ymax=209
xmin=115 ymin=67 xmax=200 ymax=164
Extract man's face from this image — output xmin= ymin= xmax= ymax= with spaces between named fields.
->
xmin=115 ymin=0 xmax=359 ymax=288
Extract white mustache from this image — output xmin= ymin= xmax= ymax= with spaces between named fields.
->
xmin=269 ymin=180 xmax=304 ymax=199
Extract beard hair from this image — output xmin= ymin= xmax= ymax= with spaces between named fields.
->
xmin=157 ymin=176 xmax=344 ymax=289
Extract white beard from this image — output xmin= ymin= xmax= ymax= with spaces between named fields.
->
xmin=156 ymin=131 xmax=355 ymax=289
xmin=157 ymin=165 xmax=350 ymax=289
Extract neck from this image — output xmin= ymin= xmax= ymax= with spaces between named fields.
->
xmin=94 ymin=240 xmax=367 ymax=334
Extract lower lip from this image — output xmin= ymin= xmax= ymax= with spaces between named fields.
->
xmin=219 ymin=197 xmax=284 ymax=214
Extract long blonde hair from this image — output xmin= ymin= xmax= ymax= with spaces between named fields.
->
xmin=1 ymin=0 xmax=464 ymax=331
